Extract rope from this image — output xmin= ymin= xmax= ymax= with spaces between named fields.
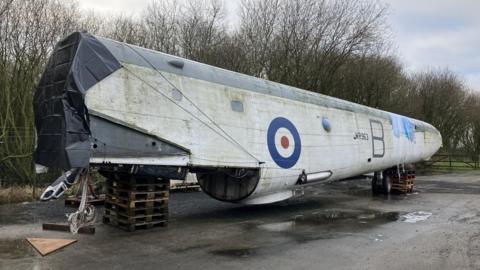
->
xmin=67 ymin=169 xmax=96 ymax=234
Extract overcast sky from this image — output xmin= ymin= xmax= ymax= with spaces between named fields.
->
xmin=78 ymin=0 xmax=480 ymax=91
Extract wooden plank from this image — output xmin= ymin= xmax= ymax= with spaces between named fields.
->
xmin=64 ymin=194 xmax=105 ymax=207
xmin=104 ymin=210 xmax=168 ymax=222
xmin=26 ymin=238 xmax=77 ymax=256
xmin=105 ymin=195 xmax=168 ymax=209
xmin=104 ymin=203 xmax=168 ymax=217
xmin=42 ymin=223 xmax=95 ymax=234
xmin=106 ymin=188 xmax=169 ymax=201
xmin=106 ymin=180 xmax=169 ymax=192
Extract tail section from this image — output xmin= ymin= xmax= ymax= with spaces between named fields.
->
xmin=33 ymin=32 xmax=121 ymax=170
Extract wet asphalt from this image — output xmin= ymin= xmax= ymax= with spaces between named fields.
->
xmin=1 ymin=171 xmax=480 ymax=270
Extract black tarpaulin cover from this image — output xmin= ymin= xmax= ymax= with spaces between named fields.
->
xmin=33 ymin=32 xmax=121 ymax=170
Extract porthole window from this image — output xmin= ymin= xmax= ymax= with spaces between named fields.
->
xmin=172 ymin=88 xmax=182 ymax=101
xmin=231 ymin=100 xmax=244 ymax=112
xmin=322 ymin=117 xmax=331 ymax=132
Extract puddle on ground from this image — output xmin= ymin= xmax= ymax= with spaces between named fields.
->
xmin=294 ymin=209 xmax=399 ymax=226
xmin=324 ymin=183 xmax=413 ymax=202
xmin=369 ymin=234 xmax=385 ymax=242
xmin=0 ymin=239 xmax=36 ymax=259
xmin=257 ymin=221 xmax=295 ymax=232
xmin=210 ymin=247 xmax=257 ymax=258
xmin=400 ymin=211 xmax=432 ymax=223
xmin=255 ymin=209 xmax=399 ymax=243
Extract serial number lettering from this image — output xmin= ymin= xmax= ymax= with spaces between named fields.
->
xmin=354 ymin=132 xmax=369 ymax=140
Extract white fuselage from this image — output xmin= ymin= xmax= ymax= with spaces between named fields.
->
xmin=85 ymin=63 xmax=442 ymax=204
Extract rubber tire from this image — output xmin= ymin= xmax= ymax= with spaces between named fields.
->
xmin=382 ymin=174 xmax=392 ymax=195
xmin=371 ymin=176 xmax=380 ymax=195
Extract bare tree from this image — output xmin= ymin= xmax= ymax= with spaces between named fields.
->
xmin=0 ymin=0 xmax=13 ymax=19
xmin=461 ymin=93 xmax=480 ymax=157
xmin=143 ymin=0 xmax=179 ymax=54
xmin=238 ymin=0 xmax=280 ymax=76
xmin=177 ymin=0 xmax=227 ymax=63
xmin=406 ymin=69 xmax=467 ymax=150
xmin=237 ymin=0 xmax=388 ymax=94
xmin=334 ymin=53 xmax=404 ymax=109
xmin=104 ymin=15 xmax=148 ymax=46
xmin=0 ymin=0 xmax=79 ymax=185
xmin=77 ymin=10 xmax=107 ymax=35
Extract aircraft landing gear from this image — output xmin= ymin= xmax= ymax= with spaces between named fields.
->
xmin=372 ymin=164 xmax=416 ymax=195
xmin=296 ymin=171 xmax=307 ymax=185
xmin=371 ymin=171 xmax=392 ymax=195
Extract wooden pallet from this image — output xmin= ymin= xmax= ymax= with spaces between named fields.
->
xmin=105 ymin=194 xmax=168 ymax=208
xmin=103 ymin=215 xmax=168 ymax=232
xmin=391 ymin=171 xmax=415 ymax=194
xmin=103 ymin=176 xmax=170 ymax=232
xmin=42 ymin=223 xmax=95 ymax=234
xmin=106 ymin=187 xmax=169 ymax=201
xmin=392 ymin=180 xmax=414 ymax=193
xmin=104 ymin=209 xmax=167 ymax=222
xmin=107 ymin=180 xmax=169 ymax=192
xmin=104 ymin=201 xmax=168 ymax=215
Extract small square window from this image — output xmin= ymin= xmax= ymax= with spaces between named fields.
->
xmin=231 ymin=100 xmax=244 ymax=112
xmin=171 ymin=88 xmax=182 ymax=101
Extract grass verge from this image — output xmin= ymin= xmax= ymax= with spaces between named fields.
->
xmin=0 ymin=186 xmax=40 ymax=205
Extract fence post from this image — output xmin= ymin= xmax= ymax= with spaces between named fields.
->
xmin=31 ymin=161 xmax=36 ymax=199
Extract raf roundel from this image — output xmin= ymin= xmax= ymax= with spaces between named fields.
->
xmin=267 ymin=117 xmax=302 ymax=169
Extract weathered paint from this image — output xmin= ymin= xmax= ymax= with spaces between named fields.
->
xmin=85 ymin=59 xmax=442 ymax=204
xmin=95 ymin=36 xmax=436 ymax=134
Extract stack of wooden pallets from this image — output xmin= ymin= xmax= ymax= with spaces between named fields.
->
xmin=391 ymin=170 xmax=415 ymax=194
xmin=103 ymin=176 xmax=169 ymax=232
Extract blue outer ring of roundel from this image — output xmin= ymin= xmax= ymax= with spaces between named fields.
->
xmin=267 ymin=117 xmax=302 ymax=169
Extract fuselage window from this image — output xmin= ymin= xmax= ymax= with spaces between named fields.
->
xmin=322 ymin=117 xmax=331 ymax=132
xmin=231 ymin=100 xmax=244 ymax=112
xmin=172 ymin=88 xmax=182 ymax=101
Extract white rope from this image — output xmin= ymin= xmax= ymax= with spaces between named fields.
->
xmin=67 ymin=170 xmax=96 ymax=234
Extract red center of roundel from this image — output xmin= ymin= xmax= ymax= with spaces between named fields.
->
xmin=280 ymin=136 xmax=289 ymax=149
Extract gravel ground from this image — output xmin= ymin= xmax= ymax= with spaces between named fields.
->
xmin=1 ymin=171 xmax=480 ymax=270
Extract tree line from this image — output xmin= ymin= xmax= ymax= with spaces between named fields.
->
xmin=0 ymin=0 xmax=479 ymax=185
